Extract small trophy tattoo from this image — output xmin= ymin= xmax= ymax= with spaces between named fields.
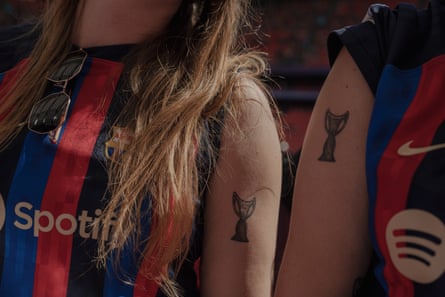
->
xmin=319 ymin=109 xmax=349 ymax=162
xmin=231 ymin=192 xmax=256 ymax=243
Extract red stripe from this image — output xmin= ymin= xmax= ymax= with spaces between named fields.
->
xmin=133 ymin=195 xmax=177 ymax=296
xmin=33 ymin=58 xmax=123 ymax=297
xmin=374 ymin=57 xmax=445 ymax=297
xmin=133 ymin=263 xmax=160 ymax=297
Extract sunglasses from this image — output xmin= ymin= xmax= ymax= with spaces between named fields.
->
xmin=28 ymin=49 xmax=87 ymax=143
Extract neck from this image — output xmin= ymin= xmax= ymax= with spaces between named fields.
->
xmin=72 ymin=0 xmax=181 ymax=48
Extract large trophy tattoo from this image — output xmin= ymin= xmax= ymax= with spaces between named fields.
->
xmin=231 ymin=192 xmax=256 ymax=243
xmin=318 ymin=109 xmax=349 ymax=162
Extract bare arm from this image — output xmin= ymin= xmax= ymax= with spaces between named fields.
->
xmin=274 ymin=47 xmax=374 ymax=297
xmin=200 ymin=80 xmax=282 ymax=297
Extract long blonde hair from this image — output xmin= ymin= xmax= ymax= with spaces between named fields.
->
xmin=0 ymin=0 xmax=275 ymax=295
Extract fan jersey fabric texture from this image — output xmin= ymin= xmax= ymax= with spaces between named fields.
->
xmin=329 ymin=1 xmax=445 ymax=296
xmin=0 ymin=24 xmax=217 ymax=297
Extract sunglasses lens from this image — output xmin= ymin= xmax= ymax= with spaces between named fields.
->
xmin=48 ymin=50 xmax=87 ymax=82
xmin=28 ymin=92 xmax=70 ymax=133
xmin=28 ymin=49 xmax=85 ymax=141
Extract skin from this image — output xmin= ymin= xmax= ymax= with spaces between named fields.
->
xmin=72 ymin=0 xmax=183 ymax=47
xmin=274 ymin=47 xmax=374 ymax=297
xmin=201 ymin=80 xmax=282 ymax=297
xmin=72 ymin=1 xmax=282 ymax=296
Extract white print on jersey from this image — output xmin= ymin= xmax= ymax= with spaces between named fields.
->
xmin=0 ymin=193 xmax=115 ymax=240
xmin=386 ymin=209 xmax=445 ymax=284
xmin=397 ymin=140 xmax=445 ymax=156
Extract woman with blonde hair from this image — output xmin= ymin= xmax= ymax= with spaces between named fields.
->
xmin=0 ymin=0 xmax=282 ymax=296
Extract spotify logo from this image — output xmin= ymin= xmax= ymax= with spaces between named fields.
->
xmin=0 ymin=193 xmax=115 ymax=240
xmin=386 ymin=209 xmax=445 ymax=284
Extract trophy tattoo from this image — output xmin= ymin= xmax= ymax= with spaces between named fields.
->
xmin=231 ymin=192 xmax=256 ymax=243
xmin=319 ymin=109 xmax=349 ymax=162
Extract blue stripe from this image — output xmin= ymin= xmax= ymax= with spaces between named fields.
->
xmin=0 ymin=57 xmax=93 ymax=296
xmin=0 ymin=133 xmax=58 ymax=296
xmin=366 ymin=64 xmax=421 ymax=293
xmin=103 ymin=250 xmax=136 ymax=297
xmin=103 ymin=200 xmax=152 ymax=297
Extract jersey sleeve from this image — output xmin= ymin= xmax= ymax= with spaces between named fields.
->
xmin=327 ymin=3 xmax=427 ymax=95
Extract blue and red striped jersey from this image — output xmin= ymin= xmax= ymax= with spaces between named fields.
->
xmin=0 ymin=25 xmax=206 ymax=297
xmin=329 ymin=1 xmax=445 ymax=296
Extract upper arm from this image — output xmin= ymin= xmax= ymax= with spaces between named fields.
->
xmin=274 ymin=47 xmax=374 ymax=297
xmin=200 ymin=79 xmax=282 ymax=297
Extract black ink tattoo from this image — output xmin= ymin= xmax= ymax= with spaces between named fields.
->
xmin=231 ymin=192 xmax=256 ymax=243
xmin=318 ymin=109 xmax=349 ymax=162
xmin=352 ymin=277 xmax=364 ymax=297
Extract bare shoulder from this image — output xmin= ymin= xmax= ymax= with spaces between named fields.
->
xmin=215 ymin=75 xmax=282 ymax=196
xmin=225 ymin=76 xmax=278 ymax=143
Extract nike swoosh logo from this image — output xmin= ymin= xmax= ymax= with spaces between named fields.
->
xmin=398 ymin=140 xmax=445 ymax=156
